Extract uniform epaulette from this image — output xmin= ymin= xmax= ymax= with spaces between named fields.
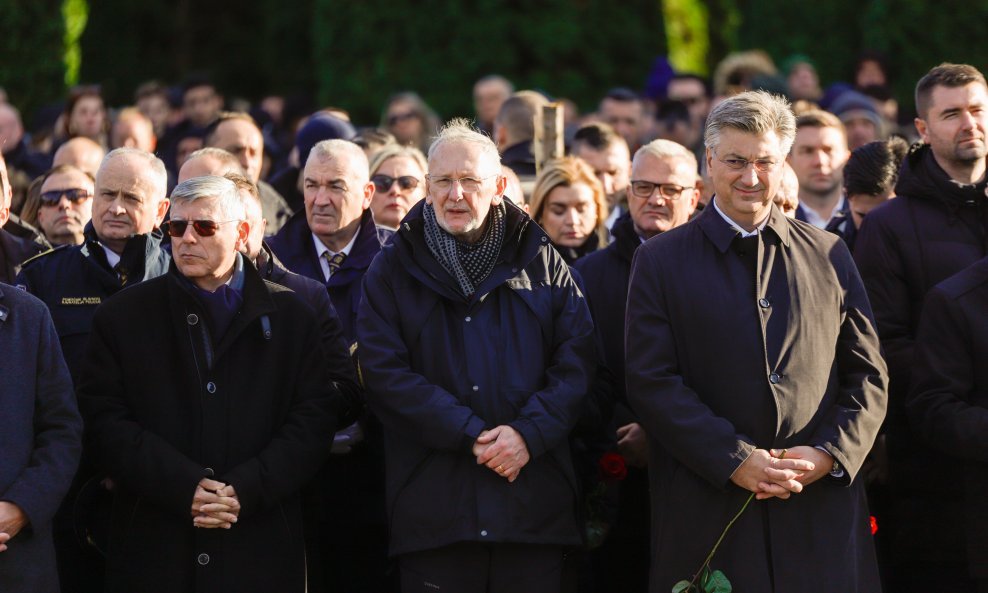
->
xmin=20 ymin=244 xmax=70 ymax=267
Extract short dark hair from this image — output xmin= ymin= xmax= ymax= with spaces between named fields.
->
xmin=915 ymin=63 xmax=987 ymax=118
xmin=135 ymin=80 xmax=167 ymax=102
xmin=572 ymin=122 xmax=624 ymax=152
xmin=601 ymin=87 xmax=642 ymax=106
xmin=795 ymin=109 xmax=844 ymax=131
xmin=668 ymin=74 xmax=712 ymax=98
xmin=182 ymin=74 xmax=218 ymax=96
xmin=203 ymin=111 xmax=259 ymax=146
xmin=844 ymin=136 xmax=909 ymax=197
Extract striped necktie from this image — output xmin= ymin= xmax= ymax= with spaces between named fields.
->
xmin=323 ymin=251 xmax=346 ymax=280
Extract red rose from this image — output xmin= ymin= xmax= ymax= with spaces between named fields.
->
xmin=599 ymin=452 xmax=628 ymax=482
xmin=870 ymin=516 xmax=878 ymax=535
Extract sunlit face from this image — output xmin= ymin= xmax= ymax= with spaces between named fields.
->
xmin=788 ymin=126 xmax=849 ymax=198
xmin=70 ymin=96 xmax=105 ymax=139
xmin=370 ymin=156 xmax=426 ymax=229
xmin=474 ymin=80 xmax=511 ymax=125
xmin=303 ymin=152 xmax=373 ymax=244
xmin=843 ymin=116 xmax=879 ymax=151
xmin=170 ymin=197 xmax=248 ymax=291
xmin=916 ymin=82 xmax=988 ymax=168
xmin=628 ymin=153 xmax=698 ymax=238
xmin=425 ymin=141 xmax=506 ymax=243
xmin=787 ymin=64 xmax=821 ymax=100
xmin=37 ymin=169 xmax=94 ymax=245
xmin=706 ymin=129 xmax=785 ymax=228
xmin=239 ymin=188 xmax=266 ymax=259
xmin=111 ymin=116 xmax=155 ymax=152
xmin=538 ymin=183 xmax=598 ymax=248
xmin=93 ymin=154 xmax=169 ymax=252
xmin=573 ymin=141 xmax=631 ymax=206
xmin=210 ymin=119 xmax=264 ymax=182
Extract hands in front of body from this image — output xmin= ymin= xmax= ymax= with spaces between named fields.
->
xmin=730 ymin=446 xmax=833 ymax=500
xmin=617 ymin=422 xmax=649 ymax=468
xmin=473 ymin=426 xmax=531 ymax=483
xmin=0 ymin=501 xmax=27 ymax=552
xmin=191 ymin=478 xmax=240 ymax=529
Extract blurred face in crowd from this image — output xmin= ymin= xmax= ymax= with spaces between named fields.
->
xmin=774 ymin=162 xmax=800 ymax=217
xmin=178 ymin=154 xmax=242 ymax=184
xmin=183 ymin=85 xmax=222 ymax=128
xmin=707 ymin=128 xmax=785 ymax=230
xmin=37 ymin=167 xmax=95 ymax=246
xmin=0 ymin=104 xmax=24 ymax=152
xmin=847 ymin=189 xmax=893 ymax=229
xmin=93 ymin=153 xmax=169 ymax=253
xmin=915 ymin=82 xmax=988 ymax=169
xmin=573 ymin=140 xmax=631 ymax=207
xmin=386 ymin=101 xmax=423 ymax=146
xmin=70 ymin=95 xmax=106 ymax=139
xmin=303 ymin=149 xmax=374 ymax=249
xmin=137 ymin=93 xmax=171 ymax=137
xmin=209 ymin=119 xmax=264 ymax=182
xmin=788 ymin=125 xmax=849 ymax=198
xmin=538 ymin=182 xmax=598 ymax=248
xmin=843 ymin=116 xmax=879 ymax=151
xmin=370 ymin=155 xmax=426 ymax=230
xmin=169 ymin=197 xmax=248 ymax=292
xmin=856 ymin=60 xmax=887 ymax=88
xmin=600 ymin=98 xmax=644 ymax=148
xmin=426 ymin=140 xmax=506 ymax=244
xmin=53 ymin=137 xmax=106 ymax=177
xmin=667 ymin=78 xmax=711 ymax=127
xmin=239 ymin=186 xmax=265 ymax=259
xmin=787 ymin=63 xmax=821 ymax=101
xmin=175 ymin=136 xmax=204 ymax=170
xmin=628 ymin=152 xmax=698 ymax=238
xmin=474 ymin=79 xmax=512 ymax=126
xmin=111 ymin=113 xmax=156 ymax=152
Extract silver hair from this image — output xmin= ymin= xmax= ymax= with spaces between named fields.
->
xmin=703 ymin=91 xmax=796 ymax=156
xmin=170 ymin=175 xmax=246 ymax=221
xmin=307 ymin=139 xmax=369 ymax=181
xmin=99 ymin=147 xmax=168 ymax=201
xmin=427 ymin=117 xmax=501 ymax=172
xmin=633 ymin=139 xmax=698 ymax=173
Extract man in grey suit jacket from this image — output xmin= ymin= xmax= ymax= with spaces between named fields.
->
xmin=0 ymin=283 xmax=82 ymax=592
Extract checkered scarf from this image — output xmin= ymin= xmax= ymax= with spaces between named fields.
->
xmin=423 ymin=202 xmax=505 ymax=297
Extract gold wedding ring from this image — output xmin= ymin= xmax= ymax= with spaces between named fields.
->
xmin=497 ymin=464 xmax=505 ymax=473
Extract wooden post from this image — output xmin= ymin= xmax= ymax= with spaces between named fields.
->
xmin=535 ymin=103 xmax=565 ymax=175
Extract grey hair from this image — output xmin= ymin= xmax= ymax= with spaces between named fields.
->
xmin=369 ymin=144 xmax=428 ymax=178
xmin=170 ymin=175 xmax=246 ymax=221
xmin=633 ymin=139 xmax=698 ymax=173
xmin=704 ymin=91 xmax=796 ymax=156
xmin=427 ymin=117 xmax=501 ymax=171
xmin=307 ymin=139 xmax=369 ymax=181
xmin=99 ymin=147 xmax=168 ymax=201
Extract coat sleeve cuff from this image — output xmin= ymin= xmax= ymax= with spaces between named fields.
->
xmin=508 ymin=418 xmax=546 ymax=459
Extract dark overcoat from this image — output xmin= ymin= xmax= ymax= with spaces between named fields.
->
xmin=357 ymin=200 xmax=595 ymax=556
xmin=77 ymin=260 xmax=342 ymax=593
xmin=907 ymin=256 xmax=988 ymax=579
xmin=626 ymin=204 xmax=887 ymax=592
xmin=0 ymin=283 xmax=82 ymax=593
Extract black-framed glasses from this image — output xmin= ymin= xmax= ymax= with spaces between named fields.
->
xmin=39 ymin=188 xmax=92 ymax=207
xmin=371 ymin=174 xmax=421 ymax=193
xmin=426 ymin=174 xmax=497 ymax=193
xmin=629 ymin=180 xmax=694 ymax=200
xmin=716 ymin=155 xmax=778 ymax=173
xmin=162 ymin=219 xmax=239 ymax=238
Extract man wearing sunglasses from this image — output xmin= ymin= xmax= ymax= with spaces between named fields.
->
xmin=15 ymin=147 xmax=171 ymax=593
xmin=78 ymin=175 xmax=342 ymax=593
xmin=35 ymin=165 xmax=95 ymax=247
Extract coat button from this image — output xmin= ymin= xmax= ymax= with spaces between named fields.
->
xmin=187 ymin=314 xmax=199 ymax=325
xmin=197 ymin=553 xmax=210 ymax=565
xmin=206 ymin=382 xmax=217 ymax=394
xmin=480 ymin=530 xmax=488 ymax=537
xmin=465 ymin=316 xmax=472 ymax=322
xmin=769 ymin=373 xmax=781 ymax=384
xmin=541 ymin=237 xmax=547 ymax=243
xmin=472 ymin=385 xmax=479 ymax=391
xmin=758 ymin=298 xmax=770 ymax=308
xmin=204 ymin=467 xmax=215 ymax=477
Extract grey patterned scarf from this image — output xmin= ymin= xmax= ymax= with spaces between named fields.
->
xmin=423 ymin=202 xmax=505 ymax=297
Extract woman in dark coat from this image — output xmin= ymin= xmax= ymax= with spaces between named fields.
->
xmin=529 ymin=156 xmax=608 ymax=265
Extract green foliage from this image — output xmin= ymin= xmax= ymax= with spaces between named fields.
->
xmin=664 ymin=0 xmax=710 ymax=75
xmin=62 ymin=0 xmax=89 ymax=87
xmin=311 ymin=0 xmax=666 ymax=123
xmin=0 ymin=0 xmax=67 ymax=118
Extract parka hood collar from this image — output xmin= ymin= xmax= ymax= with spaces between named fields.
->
xmin=896 ymin=142 xmax=988 ymax=209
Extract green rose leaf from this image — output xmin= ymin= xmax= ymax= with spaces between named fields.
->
xmin=672 ymin=580 xmax=692 ymax=593
xmin=707 ymin=569 xmax=732 ymax=593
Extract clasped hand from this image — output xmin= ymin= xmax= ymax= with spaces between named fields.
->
xmin=473 ymin=425 xmax=530 ymax=483
xmin=191 ymin=478 xmax=240 ymax=529
xmin=730 ymin=446 xmax=832 ymax=500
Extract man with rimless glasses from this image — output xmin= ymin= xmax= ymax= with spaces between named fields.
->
xmin=626 ymin=91 xmax=887 ymax=592
xmin=358 ymin=119 xmax=594 ymax=593
xmin=35 ymin=164 xmax=95 ymax=246
xmin=78 ymin=175 xmax=342 ymax=592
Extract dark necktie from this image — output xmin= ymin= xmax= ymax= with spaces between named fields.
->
xmin=114 ymin=263 xmax=129 ymax=285
xmin=323 ymin=252 xmax=346 ymax=280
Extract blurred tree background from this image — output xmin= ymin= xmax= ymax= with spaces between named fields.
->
xmin=1 ymin=0 xmax=986 ymax=125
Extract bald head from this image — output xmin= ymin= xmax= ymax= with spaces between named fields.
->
xmin=178 ymin=147 xmax=245 ymax=183
xmin=0 ymin=104 xmax=24 ymax=153
xmin=54 ymin=137 xmax=106 ymax=177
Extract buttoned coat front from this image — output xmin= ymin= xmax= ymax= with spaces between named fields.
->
xmin=626 ymin=204 xmax=887 ymax=592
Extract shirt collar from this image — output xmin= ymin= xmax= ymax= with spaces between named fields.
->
xmin=312 ymin=225 xmax=361 ymax=260
xmin=712 ymin=197 xmax=769 ymax=237
xmin=101 ymin=244 xmax=122 ymax=269
xmin=801 ymin=196 xmax=846 ymax=229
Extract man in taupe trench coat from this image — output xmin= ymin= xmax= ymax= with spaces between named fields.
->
xmin=626 ymin=91 xmax=888 ymax=592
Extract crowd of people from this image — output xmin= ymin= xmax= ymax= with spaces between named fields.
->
xmin=0 ymin=48 xmax=987 ymax=593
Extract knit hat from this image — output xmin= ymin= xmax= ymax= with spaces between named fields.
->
xmin=296 ymin=114 xmax=357 ymax=168
xmin=828 ymin=90 xmax=883 ymax=130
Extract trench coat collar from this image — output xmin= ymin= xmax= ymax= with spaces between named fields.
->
xmin=698 ymin=197 xmax=791 ymax=253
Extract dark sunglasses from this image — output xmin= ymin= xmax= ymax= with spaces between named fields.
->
xmin=371 ymin=174 xmax=421 ymax=193
xmin=387 ymin=111 xmax=418 ymax=126
xmin=162 ymin=219 xmax=238 ymax=238
xmin=39 ymin=188 xmax=92 ymax=207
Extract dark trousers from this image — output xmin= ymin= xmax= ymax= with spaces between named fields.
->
xmin=400 ymin=542 xmax=566 ymax=593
